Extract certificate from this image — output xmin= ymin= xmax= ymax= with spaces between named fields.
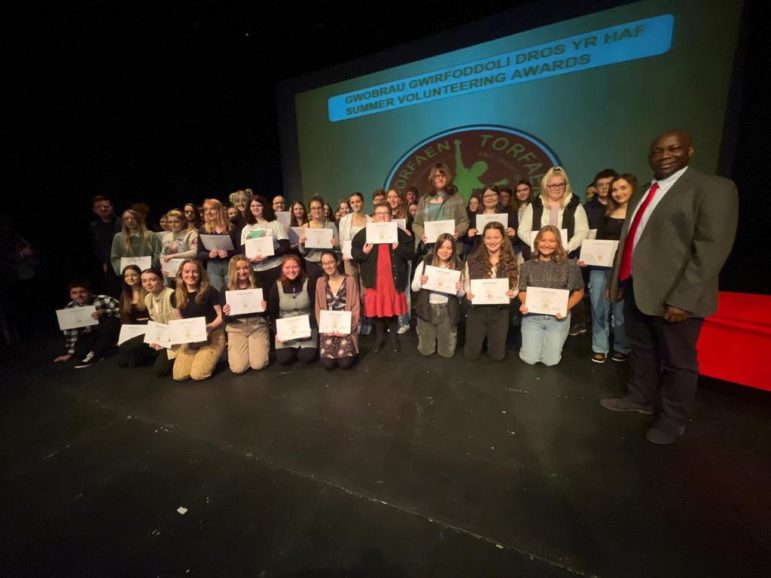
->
xmin=529 ymin=229 xmax=568 ymax=250
xmin=470 ymin=279 xmax=510 ymax=305
xmin=275 ymin=211 xmax=292 ymax=229
xmin=163 ymin=258 xmax=185 ymax=278
xmin=168 ymin=317 xmax=208 ymax=345
xmin=341 ymin=240 xmax=353 ymax=260
xmin=120 ymin=256 xmax=151 ymax=273
xmin=366 ymin=222 xmax=398 ymax=244
xmin=276 ymin=315 xmax=312 ymax=342
xmin=304 ymin=227 xmax=334 ymax=249
xmin=422 ymin=265 xmax=461 ymax=295
xmin=394 ymin=218 xmax=407 ymax=231
xmin=199 ymin=234 xmax=234 ymax=251
xmin=525 ymin=287 xmax=569 ymax=317
xmin=475 ymin=213 xmax=508 ymax=232
xmin=288 ymin=226 xmax=303 ymax=246
xmin=318 ymin=310 xmax=352 ymax=335
xmin=56 ymin=306 xmax=99 ymax=331
xmin=423 ymin=219 xmax=455 ymax=243
xmin=143 ymin=321 xmax=172 ymax=348
xmin=225 ymin=289 xmax=265 ymax=315
xmin=579 ymin=240 xmax=619 ymax=267
xmin=245 ymin=237 xmax=275 ymax=258
xmin=118 ymin=324 xmax=147 ymax=345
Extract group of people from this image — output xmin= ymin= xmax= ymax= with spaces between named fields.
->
xmin=61 ymin=130 xmax=737 ymax=444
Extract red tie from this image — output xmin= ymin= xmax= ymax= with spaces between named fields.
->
xmin=619 ymin=182 xmax=659 ymax=281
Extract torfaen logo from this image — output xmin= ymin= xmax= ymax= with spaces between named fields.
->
xmin=385 ymin=125 xmax=560 ymax=200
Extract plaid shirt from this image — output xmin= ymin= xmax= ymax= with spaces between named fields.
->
xmin=63 ymin=295 xmax=120 ymax=355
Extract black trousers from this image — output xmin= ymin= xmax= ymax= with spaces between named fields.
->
xmin=623 ymin=280 xmax=704 ymax=427
xmin=73 ymin=316 xmax=120 ymax=360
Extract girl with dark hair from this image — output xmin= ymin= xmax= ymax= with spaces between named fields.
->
xmin=299 ymin=194 xmax=339 ymax=282
xmin=315 ymin=251 xmax=360 ymax=370
xmin=412 ymin=162 xmax=469 ymax=255
xmin=241 ymin=195 xmax=291 ymax=291
xmin=518 ymin=226 xmax=585 ymax=366
xmin=579 ymin=174 xmax=635 ymax=364
xmin=463 ymin=222 xmax=519 ymax=361
xmin=411 ymin=233 xmax=465 ymax=358
xmin=351 ymin=203 xmax=415 ymax=352
xmin=267 ymin=254 xmax=318 ymax=365
xmin=171 ymin=259 xmax=225 ymax=381
xmin=183 ymin=203 xmax=202 ymax=231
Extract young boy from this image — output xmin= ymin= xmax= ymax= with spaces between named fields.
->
xmin=53 ymin=280 xmax=120 ymax=367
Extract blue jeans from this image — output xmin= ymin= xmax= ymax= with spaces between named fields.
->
xmin=519 ymin=313 xmax=570 ymax=366
xmin=206 ymin=259 xmax=228 ymax=293
xmin=588 ymin=269 xmax=630 ymax=355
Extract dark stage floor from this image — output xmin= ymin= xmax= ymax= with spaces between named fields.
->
xmin=2 ymin=330 xmax=770 ymax=577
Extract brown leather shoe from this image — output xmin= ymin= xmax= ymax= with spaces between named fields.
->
xmin=599 ymin=397 xmax=654 ymax=415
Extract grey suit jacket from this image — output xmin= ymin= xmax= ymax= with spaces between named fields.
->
xmin=609 ymin=167 xmax=738 ymax=318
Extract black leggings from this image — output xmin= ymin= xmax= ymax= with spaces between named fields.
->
xmin=372 ymin=316 xmax=399 ymax=343
xmin=320 ymin=356 xmax=356 ymax=370
xmin=275 ymin=347 xmax=317 ymax=366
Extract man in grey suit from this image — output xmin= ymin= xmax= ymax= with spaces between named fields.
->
xmin=600 ymin=130 xmax=739 ymax=444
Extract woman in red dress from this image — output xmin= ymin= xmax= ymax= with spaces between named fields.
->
xmin=351 ymin=203 xmax=415 ymax=352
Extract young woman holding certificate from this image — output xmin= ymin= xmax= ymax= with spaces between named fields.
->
xmin=578 ymin=175 xmax=635 ymax=364
xmin=160 ymin=209 xmax=198 ymax=283
xmin=352 ymin=203 xmax=415 ymax=352
xmin=267 ymin=254 xmax=318 ymax=366
xmin=338 ymin=192 xmax=370 ymax=282
xmin=196 ymin=199 xmax=239 ymax=292
xmin=518 ymin=226 xmax=585 ymax=366
xmin=110 ymin=209 xmax=162 ymax=275
xmin=315 ymin=251 xmax=360 ymax=370
xmin=240 ymin=194 xmax=290 ymax=292
xmin=299 ymin=195 xmax=339 ymax=283
xmin=221 ymin=255 xmax=270 ymax=373
xmin=141 ymin=268 xmax=177 ymax=377
xmin=116 ymin=265 xmax=152 ymax=368
xmin=412 ymin=233 xmax=464 ymax=358
xmin=387 ymin=188 xmax=415 ymax=334
xmin=171 ymin=259 xmax=225 ymax=381
xmin=412 ymin=162 xmax=469 ymax=256
xmin=463 ymin=222 xmax=519 ymax=361
xmin=464 ymin=185 xmax=517 ymax=252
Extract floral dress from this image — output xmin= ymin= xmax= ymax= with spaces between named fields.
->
xmin=320 ymin=282 xmax=357 ymax=359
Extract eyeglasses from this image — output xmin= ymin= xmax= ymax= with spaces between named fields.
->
xmin=547 ymin=183 xmax=567 ymax=189
xmin=482 ymin=194 xmax=498 ymax=200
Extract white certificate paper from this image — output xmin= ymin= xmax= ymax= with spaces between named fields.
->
xmin=56 ymin=306 xmax=99 ymax=331
xmin=225 ymin=289 xmax=264 ymax=315
xmin=422 ymin=265 xmax=461 ymax=295
xmin=579 ymin=240 xmax=619 ymax=267
xmin=318 ymin=310 xmax=352 ymax=335
xmin=423 ymin=219 xmax=455 ymax=243
xmin=288 ymin=226 xmax=303 ymax=246
xmin=366 ymin=222 xmax=398 ymax=244
xmin=276 ymin=315 xmax=312 ymax=342
xmin=525 ymin=287 xmax=569 ymax=317
xmin=275 ymin=211 xmax=292 ymax=229
xmin=394 ymin=218 xmax=407 ymax=231
xmin=245 ymin=237 xmax=275 ymax=258
xmin=529 ymin=229 xmax=568 ymax=250
xmin=341 ymin=240 xmax=353 ymax=260
xmin=163 ymin=258 xmax=185 ymax=278
xmin=304 ymin=228 xmax=334 ymax=249
xmin=118 ymin=324 xmax=147 ymax=345
xmin=120 ymin=256 xmax=152 ymax=273
xmin=475 ymin=213 xmax=508 ymax=231
xmin=168 ymin=317 xmax=208 ymax=345
xmin=143 ymin=321 xmax=172 ymax=348
xmin=199 ymin=234 xmax=234 ymax=251
xmin=470 ymin=279 xmax=510 ymax=305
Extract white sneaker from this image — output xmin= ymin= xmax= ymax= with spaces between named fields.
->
xmin=397 ymin=324 xmax=410 ymax=335
xmin=81 ymin=351 xmax=95 ymax=364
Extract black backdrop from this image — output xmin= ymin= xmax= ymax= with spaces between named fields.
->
xmin=4 ymin=0 xmax=768 ymax=328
